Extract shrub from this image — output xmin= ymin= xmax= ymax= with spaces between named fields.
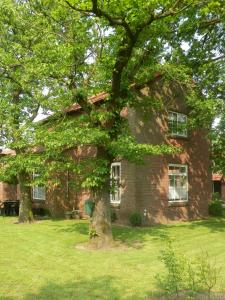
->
xmin=110 ymin=210 xmax=117 ymax=222
xmin=212 ymin=192 xmax=221 ymax=201
xmin=209 ymin=199 xmax=223 ymax=216
xmin=156 ymin=242 xmax=186 ymax=296
xmin=156 ymin=243 xmax=221 ymax=299
xmin=129 ymin=212 xmax=142 ymax=226
xmin=196 ymin=252 xmax=221 ymax=298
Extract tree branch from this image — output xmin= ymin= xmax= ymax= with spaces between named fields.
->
xmin=64 ymin=0 xmax=135 ymax=40
xmin=64 ymin=0 xmax=92 ymax=14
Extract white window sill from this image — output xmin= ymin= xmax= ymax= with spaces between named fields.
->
xmin=168 ymin=200 xmax=188 ymax=207
xmin=33 ymin=198 xmax=46 ymax=201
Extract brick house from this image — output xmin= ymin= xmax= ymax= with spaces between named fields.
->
xmin=0 ymin=77 xmax=212 ymax=223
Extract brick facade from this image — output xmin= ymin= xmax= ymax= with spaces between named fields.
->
xmin=0 ymin=182 xmax=18 ymax=202
xmin=0 ymin=78 xmax=212 ymax=223
xmin=112 ymin=79 xmax=211 ymax=224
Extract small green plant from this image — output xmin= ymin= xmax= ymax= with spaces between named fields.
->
xmin=209 ymin=199 xmax=223 ymax=216
xmin=156 ymin=242 xmax=186 ymax=296
xmin=156 ymin=243 xmax=221 ymax=299
xmin=212 ymin=192 xmax=221 ymax=201
xmin=196 ymin=252 xmax=221 ymax=299
xmin=110 ymin=210 xmax=117 ymax=222
xmin=129 ymin=212 xmax=142 ymax=226
xmin=89 ymin=228 xmax=99 ymax=239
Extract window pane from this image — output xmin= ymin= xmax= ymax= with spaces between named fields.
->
xmin=33 ymin=173 xmax=46 ymax=200
xmin=110 ymin=163 xmax=121 ymax=203
xmin=168 ymin=165 xmax=188 ymax=201
xmin=168 ymin=111 xmax=187 ymax=137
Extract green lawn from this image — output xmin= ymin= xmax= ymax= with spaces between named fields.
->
xmin=1 ymin=217 xmax=225 ymax=300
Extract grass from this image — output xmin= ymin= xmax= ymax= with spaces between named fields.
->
xmin=1 ymin=217 xmax=225 ymax=300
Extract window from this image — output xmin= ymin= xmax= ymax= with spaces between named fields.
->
xmin=168 ymin=111 xmax=187 ymax=137
xmin=110 ymin=162 xmax=121 ymax=204
xmin=32 ymin=173 xmax=46 ymax=200
xmin=168 ymin=164 xmax=188 ymax=202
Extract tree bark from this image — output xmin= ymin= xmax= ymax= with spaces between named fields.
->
xmin=89 ymin=184 xmax=113 ymax=248
xmin=18 ymin=171 xmax=34 ymax=223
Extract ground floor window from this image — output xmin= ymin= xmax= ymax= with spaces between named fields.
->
xmin=110 ymin=162 xmax=121 ymax=204
xmin=168 ymin=164 xmax=188 ymax=202
xmin=32 ymin=173 xmax=46 ymax=200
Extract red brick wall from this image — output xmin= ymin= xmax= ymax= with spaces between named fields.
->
xmin=38 ymin=78 xmax=212 ymax=224
xmin=114 ymin=79 xmax=211 ymax=224
xmin=44 ymin=146 xmax=97 ymax=217
xmin=0 ymin=182 xmax=18 ymax=201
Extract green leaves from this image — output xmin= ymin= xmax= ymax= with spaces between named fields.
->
xmin=109 ymin=135 xmax=178 ymax=163
xmin=0 ymin=0 xmax=224 ymax=193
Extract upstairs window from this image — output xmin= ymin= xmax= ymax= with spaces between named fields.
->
xmin=168 ymin=164 xmax=188 ymax=202
xmin=110 ymin=162 xmax=121 ymax=204
xmin=168 ymin=111 xmax=187 ymax=137
xmin=32 ymin=173 xmax=46 ymax=200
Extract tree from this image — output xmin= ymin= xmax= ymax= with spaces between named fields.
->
xmin=0 ymin=0 xmax=93 ymax=222
xmin=211 ymin=110 xmax=225 ymax=174
xmin=0 ymin=1 xmax=224 ymax=247
xmin=55 ymin=0 xmax=224 ymax=247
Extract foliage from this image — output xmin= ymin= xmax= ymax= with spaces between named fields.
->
xmin=211 ymin=109 xmax=225 ymax=174
xmin=156 ymin=242 xmax=221 ymax=298
xmin=212 ymin=192 xmax=222 ymax=201
xmin=110 ymin=209 xmax=117 ymax=223
xmin=209 ymin=199 xmax=223 ymax=216
xmin=129 ymin=211 xmax=142 ymax=226
xmin=156 ymin=242 xmax=186 ymax=296
xmin=196 ymin=252 xmax=221 ymax=298
xmin=0 ymin=0 xmax=224 ymax=226
xmin=32 ymin=207 xmax=51 ymax=218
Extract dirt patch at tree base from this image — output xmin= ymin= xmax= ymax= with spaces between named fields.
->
xmin=75 ymin=240 xmax=130 ymax=251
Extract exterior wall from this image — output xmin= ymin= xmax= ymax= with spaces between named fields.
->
xmin=114 ymin=79 xmax=211 ymax=224
xmin=0 ymin=182 xmax=18 ymax=201
xmin=43 ymin=146 xmax=97 ymax=217
xmin=0 ymin=79 xmax=212 ymax=224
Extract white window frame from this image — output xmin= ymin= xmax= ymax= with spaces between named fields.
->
xmin=168 ymin=111 xmax=187 ymax=137
xmin=32 ymin=173 xmax=46 ymax=201
xmin=168 ymin=164 xmax=188 ymax=202
xmin=110 ymin=162 xmax=121 ymax=204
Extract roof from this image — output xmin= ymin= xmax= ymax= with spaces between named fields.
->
xmin=212 ymin=173 xmax=224 ymax=181
xmin=65 ymin=92 xmax=109 ymax=113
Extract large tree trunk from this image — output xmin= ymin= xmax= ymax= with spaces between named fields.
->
xmin=89 ymin=185 xmax=113 ymax=248
xmin=18 ymin=171 xmax=34 ymax=223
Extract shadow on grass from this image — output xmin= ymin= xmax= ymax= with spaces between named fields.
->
xmin=15 ymin=276 xmax=141 ymax=300
xmin=169 ymin=217 xmax=225 ymax=233
xmin=53 ymin=220 xmax=170 ymax=248
xmin=49 ymin=217 xmax=225 ymax=249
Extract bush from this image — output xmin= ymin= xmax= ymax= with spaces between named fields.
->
xmin=209 ymin=199 xmax=223 ymax=216
xmin=129 ymin=212 xmax=142 ymax=226
xmin=212 ymin=192 xmax=221 ymax=201
xmin=33 ymin=207 xmax=50 ymax=217
xmin=156 ymin=242 xmax=221 ymax=298
xmin=110 ymin=210 xmax=117 ymax=222
xmin=156 ymin=242 xmax=186 ymax=296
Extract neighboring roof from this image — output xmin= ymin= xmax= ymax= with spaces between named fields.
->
xmin=0 ymin=149 xmax=16 ymax=156
xmin=65 ymin=92 xmax=109 ymax=113
xmin=212 ymin=173 xmax=224 ymax=181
